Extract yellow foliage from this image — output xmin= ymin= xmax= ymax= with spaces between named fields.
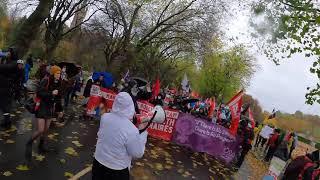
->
xmin=54 ymin=41 xmax=76 ymax=60
xmin=0 ymin=17 xmax=9 ymax=31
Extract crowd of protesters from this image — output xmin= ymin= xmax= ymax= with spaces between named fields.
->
xmin=0 ymin=47 xmax=318 ymax=180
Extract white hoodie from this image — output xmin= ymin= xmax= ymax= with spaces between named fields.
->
xmin=94 ymin=92 xmax=148 ymax=170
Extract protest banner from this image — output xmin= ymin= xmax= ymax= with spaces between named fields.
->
xmin=86 ymin=85 xmax=102 ymax=116
xmin=100 ymin=87 xmax=116 ymax=110
xmin=137 ymin=101 xmax=179 ymax=141
xmin=172 ymin=113 xmax=241 ymax=164
xmin=227 ymin=90 xmax=244 ymax=136
xmin=268 ymin=157 xmax=287 ymax=180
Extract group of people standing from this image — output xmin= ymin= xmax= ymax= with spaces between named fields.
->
xmin=254 ymin=124 xmax=320 ymax=180
xmin=254 ymin=124 xmax=298 ymax=162
xmin=0 ymin=48 xmax=27 ymax=129
xmin=0 ymin=47 xmax=84 ymax=160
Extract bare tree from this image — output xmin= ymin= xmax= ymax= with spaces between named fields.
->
xmin=44 ymin=0 xmax=99 ymax=61
xmin=10 ymin=0 xmax=54 ymax=57
xmin=89 ymin=0 xmax=225 ymax=76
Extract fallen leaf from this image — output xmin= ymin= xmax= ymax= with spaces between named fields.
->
xmin=64 ymin=147 xmax=78 ymax=156
xmin=35 ymin=154 xmax=45 ymax=161
xmin=85 ymin=164 xmax=92 ymax=167
xmin=47 ymin=134 xmax=57 ymax=140
xmin=5 ymin=139 xmax=15 ymax=144
xmin=183 ymin=171 xmax=191 ymax=177
xmin=16 ymin=165 xmax=29 ymax=171
xmin=71 ymin=141 xmax=83 ymax=147
xmin=66 ymin=136 xmax=73 ymax=139
xmin=178 ymin=169 xmax=184 ymax=174
xmin=71 ymin=132 xmax=79 ymax=134
xmin=155 ymin=163 xmax=163 ymax=171
xmin=59 ymin=159 xmax=66 ymax=164
xmin=3 ymin=171 xmax=12 ymax=176
xmin=164 ymin=165 xmax=172 ymax=170
xmin=135 ymin=162 xmax=144 ymax=166
xmin=16 ymin=111 xmax=22 ymax=114
xmin=64 ymin=172 xmax=74 ymax=178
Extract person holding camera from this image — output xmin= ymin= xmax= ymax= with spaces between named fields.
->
xmin=25 ymin=66 xmax=63 ymax=159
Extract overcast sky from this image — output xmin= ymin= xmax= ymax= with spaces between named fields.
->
xmin=225 ymin=5 xmax=320 ymax=115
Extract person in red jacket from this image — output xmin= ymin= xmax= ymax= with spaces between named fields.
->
xmin=264 ymin=129 xmax=281 ymax=162
xmin=283 ymin=150 xmax=319 ymax=180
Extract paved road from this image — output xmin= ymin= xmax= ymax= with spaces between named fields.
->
xmin=0 ymin=103 xmax=244 ymax=180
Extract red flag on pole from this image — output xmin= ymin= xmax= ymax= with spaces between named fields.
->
xmin=248 ymin=107 xmax=255 ymax=128
xmin=208 ymin=97 xmax=216 ymax=118
xmin=227 ymin=90 xmax=244 ymax=136
xmin=152 ymin=78 xmax=161 ymax=98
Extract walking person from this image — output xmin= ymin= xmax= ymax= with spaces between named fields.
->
xmin=25 ymin=66 xmax=63 ymax=159
xmin=0 ymin=60 xmax=21 ymax=129
xmin=92 ymin=92 xmax=148 ymax=180
xmin=264 ymin=129 xmax=281 ymax=162
xmin=289 ymin=132 xmax=298 ymax=158
xmin=236 ymin=120 xmax=254 ymax=168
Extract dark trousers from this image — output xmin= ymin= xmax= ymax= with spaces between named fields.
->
xmin=289 ymin=146 xmax=295 ymax=158
xmin=265 ymin=146 xmax=277 ymax=162
xmin=236 ymin=143 xmax=251 ymax=168
xmin=92 ymin=158 xmax=129 ymax=180
xmin=0 ymin=102 xmax=11 ymax=128
xmin=64 ymin=88 xmax=73 ymax=108
xmin=255 ymin=135 xmax=267 ymax=148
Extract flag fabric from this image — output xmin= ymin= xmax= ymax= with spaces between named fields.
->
xmin=191 ymin=91 xmax=200 ymax=98
xmin=208 ymin=98 xmax=216 ymax=118
xmin=227 ymin=90 xmax=244 ymax=136
xmin=152 ymin=77 xmax=161 ymax=97
xmin=268 ymin=109 xmax=276 ymax=119
xmin=181 ymin=73 xmax=190 ymax=93
xmin=248 ymin=107 xmax=255 ymax=128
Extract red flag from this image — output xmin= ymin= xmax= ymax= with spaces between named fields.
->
xmin=248 ymin=107 xmax=255 ymax=128
xmin=227 ymin=90 xmax=244 ymax=136
xmin=208 ymin=97 xmax=216 ymax=118
xmin=152 ymin=78 xmax=161 ymax=97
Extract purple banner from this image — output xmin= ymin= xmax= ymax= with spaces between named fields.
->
xmin=172 ymin=113 xmax=241 ymax=164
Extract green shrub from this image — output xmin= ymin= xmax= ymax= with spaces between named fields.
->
xmin=298 ymin=136 xmax=311 ymax=144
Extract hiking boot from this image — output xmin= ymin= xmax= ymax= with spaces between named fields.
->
xmin=0 ymin=114 xmax=11 ymax=129
xmin=38 ymin=139 xmax=49 ymax=154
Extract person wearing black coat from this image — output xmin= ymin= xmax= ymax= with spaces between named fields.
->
xmin=83 ymin=78 xmax=93 ymax=98
xmin=236 ymin=120 xmax=254 ymax=168
xmin=25 ymin=66 xmax=63 ymax=160
xmin=0 ymin=62 xmax=19 ymax=129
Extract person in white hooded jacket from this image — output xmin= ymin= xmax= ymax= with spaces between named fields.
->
xmin=93 ymin=92 xmax=148 ymax=180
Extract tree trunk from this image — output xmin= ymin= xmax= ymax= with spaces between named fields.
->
xmin=11 ymin=0 xmax=54 ymax=58
xmin=44 ymin=41 xmax=59 ymax=62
